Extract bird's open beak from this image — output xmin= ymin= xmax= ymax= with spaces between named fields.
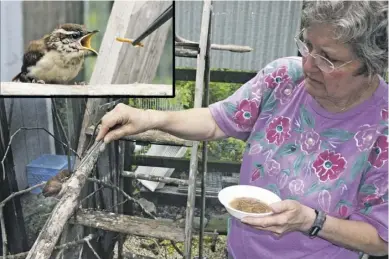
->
xmin=79 ymin=30 xmax=99 ymax=55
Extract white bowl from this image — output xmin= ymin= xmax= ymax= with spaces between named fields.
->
xmin=218 ymin=185 xmax=282 ymax=220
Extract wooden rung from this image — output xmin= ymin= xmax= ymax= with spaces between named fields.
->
xmin=86 ymin=126 xmax=193 ymax=147
xmin=175 ymin=42 xmax=199 ymax=50
xmin=222 ymin=176 xmax=239 ymax=185
xmin=177 ymin=188 xmax=220 ymax=197
xmin=122 ymin=171 xmax=188 ymax=186
xmin=69 ymin=209 xmax=185 ymax=242
xmin=130 ymin=155 xmax=241 ymax=174
xmin=175 ymin=49 xmax=198 ymax=58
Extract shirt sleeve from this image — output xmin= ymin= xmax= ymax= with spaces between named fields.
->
xmin=208 ymin=56 xmax=303 ymax=141
xmin=349 ymin=134 xmax=388 ymax=242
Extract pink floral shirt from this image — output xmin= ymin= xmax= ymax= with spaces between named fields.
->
xmin=209 ymin=57 xmax=388 ymax=259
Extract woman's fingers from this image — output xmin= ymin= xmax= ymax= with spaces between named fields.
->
xmin=248 ymin=225 xmax=283 ymax=237
xmin=241 ymin=214 xmax=288 ymax=228
xmin=103 ymin=125 xmax=131 ymax=143
xmin=96 ymin=105 xmax=128 ymax=142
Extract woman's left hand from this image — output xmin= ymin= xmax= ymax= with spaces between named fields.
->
xmin=240 ymin=199 xmax=316 ymax=237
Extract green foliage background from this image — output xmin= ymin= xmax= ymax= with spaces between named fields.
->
xmin=129 ymin=73 xmax=249 ymax=163
xmin=176 ymin=79 xmax=246 ymax=162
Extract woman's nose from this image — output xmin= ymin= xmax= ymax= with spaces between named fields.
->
xmin=303 ymin=54 xmax=320 ymax=73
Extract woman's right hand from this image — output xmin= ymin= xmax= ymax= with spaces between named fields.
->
xmin=96 ymin=103 xmax=154 ymax=143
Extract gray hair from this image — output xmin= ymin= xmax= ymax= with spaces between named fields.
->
xmin=302 ymin=0 xmax=388 ymax=78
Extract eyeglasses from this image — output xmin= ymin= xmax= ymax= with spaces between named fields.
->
xmin=294 ymin=28 xmax=353 ymax=73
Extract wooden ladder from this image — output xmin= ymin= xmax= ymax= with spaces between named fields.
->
xmin=120 ymin=1 xmax=214 ymax=257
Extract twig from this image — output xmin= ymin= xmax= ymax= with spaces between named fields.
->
xmin=105 ymin=198 xmax=129 ymax=212
xmin=54 ymin=246 xmax=65 ymax=259
xmin=0 ymin=182 xmax=46 ymax=208
xmin=1 ymin=127 xmax=81 ymax=180
xmin=86 ymin=178 xmax=155 ymax=219
xmin=77 ymin=245 xmax=84 ymax=259
xmin=0 ymin=234 xmax=98 ymax=259
xmin=85 ymin=239 xmax=102 ymax=259
xmin=169 ymin=241 xmax=184 ymax=257
xmin=87 ymin=178 xmax=184 ymax=257
xmin=79 ymin=186 xmax=104 ymax=206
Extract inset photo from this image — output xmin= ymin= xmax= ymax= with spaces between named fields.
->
xmin=1 ymin=0 xmax=173 ymax=97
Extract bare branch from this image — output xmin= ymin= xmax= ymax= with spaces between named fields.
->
xmin=86 ymin=178 xmax=155 ymax=219
xmin=0 ymin=234 xmax=98 ymax=259
xmin=78 ymin=186 xmax=104 ymax=206
xmin=0 ymin=182 xmax=46 ymax=208
xmin=85 ymin=239 xmax=102 ymax=259
xmin=1 ymin=127 xmax=81 ymax=180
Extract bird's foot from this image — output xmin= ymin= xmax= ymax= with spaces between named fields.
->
xmin=74 ymin=81 xmax=87 ymax=85
xmin=32 ymin=79 xmax=46 ymax=84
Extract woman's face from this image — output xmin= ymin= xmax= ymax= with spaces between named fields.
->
xmin=302 ymin=24 xmax=367 ymax=101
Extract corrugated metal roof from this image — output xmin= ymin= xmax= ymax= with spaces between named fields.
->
xmin=175 ymin=1 xmax=303 ymax=72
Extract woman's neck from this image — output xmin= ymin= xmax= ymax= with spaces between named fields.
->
xmin=314 ymin=75 xmax=380 ymax=113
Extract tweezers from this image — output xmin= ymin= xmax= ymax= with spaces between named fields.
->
xmin=131 ymin=4 xmax=173 ymax=46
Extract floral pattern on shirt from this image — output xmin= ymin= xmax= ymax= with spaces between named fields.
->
xmin=232 ymin=98 xmax=260 ymax=130
xmin=264 ymin=65 xmax=290 ymax=89
xmin=381 ymin=108 xmax=388 ymax=121
xmin=251 ymin=163 xmax=264 ymax=182
xmin=368 ymin=135 xmax=388 ymax=168
xmin=354 ymin=124 xmax=379 ymax=152
xmin=297 ymin=129 xmax=321 ymax=155
xmin=318 ymin=189 xmax=332 ymax=213
xmin=274 ymin=79 xmax=297 ymax=104
xmin=265 ymin=116 xmax=291 ymax=146
xmin=289 ymin=179 xmax=305 ymax=196
xmin=312 ymin=150 xmax=347 ymax=182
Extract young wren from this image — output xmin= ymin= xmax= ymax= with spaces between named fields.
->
xmin=12 ymin=23 xmax=99 ymax=84
xmin=41 ymin=169 xmax=72 ymax=198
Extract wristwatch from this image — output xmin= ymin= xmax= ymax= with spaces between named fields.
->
xmin=308 ymin=209 xmax=327 ymax=238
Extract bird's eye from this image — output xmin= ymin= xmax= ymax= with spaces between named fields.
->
xmin=71 ymin=32 xmax=81 ymax=38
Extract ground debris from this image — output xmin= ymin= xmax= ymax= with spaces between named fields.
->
xmin=113 ymin=234 xmax=228 ymax=259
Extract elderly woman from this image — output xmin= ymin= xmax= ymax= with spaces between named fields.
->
xmin=97 ymin=1 xmax=388 ymax=258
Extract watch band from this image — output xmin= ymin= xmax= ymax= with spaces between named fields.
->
xmin=308 ymin=209 xmax=327 ymax=238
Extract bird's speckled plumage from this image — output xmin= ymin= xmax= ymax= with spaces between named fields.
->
xmin=41 ymin=169 xmax=72 ymax=197
xmin=12 ymin=23 xmax=99 ymax=84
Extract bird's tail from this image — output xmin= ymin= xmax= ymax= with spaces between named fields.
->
xmin=11 ymin=72 xmax=22 ymax=82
